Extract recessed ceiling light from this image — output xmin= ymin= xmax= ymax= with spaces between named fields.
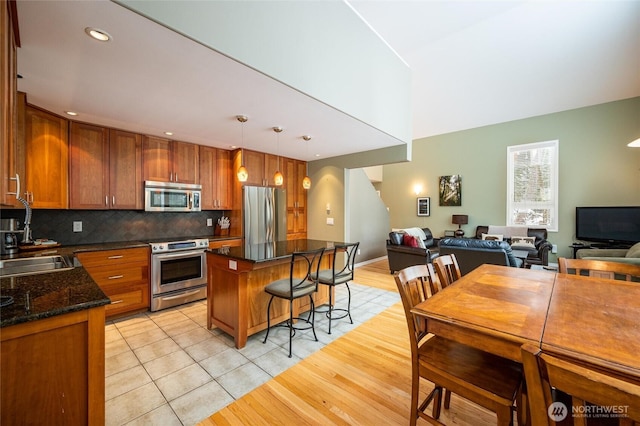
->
xmin=84 ymin=27 xmax=111 ymax=42
xmin=164 ymin=131 xmax=173 ymax=136
xmin=230 ymin=145 xmax=237 ymax=149
xmin=315 ymin=153 xmax=320 ymax=157
xmin=65 ymin=111 xmax=78 ymax=116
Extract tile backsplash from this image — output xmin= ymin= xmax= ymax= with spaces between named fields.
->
xmin=0 ymin=209 xmax=227 ymax=245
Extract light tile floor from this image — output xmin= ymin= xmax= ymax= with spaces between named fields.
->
xmin=105 ymin=283 xmax=400 ymax=426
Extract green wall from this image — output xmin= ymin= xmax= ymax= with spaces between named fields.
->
xmin=381 ymin=97 xmax=640 ymax=261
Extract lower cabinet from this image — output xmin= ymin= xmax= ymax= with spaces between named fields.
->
xmin=76 ymin=247 xmax=150 ymax=319
xmin=1 ymin=306 xmax=105 ymax=425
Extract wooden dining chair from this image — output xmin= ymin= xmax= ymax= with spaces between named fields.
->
xmin=432 ymin=253 xmax=462 ymax=286
xmin=395 ymin=264 xmax=525 ymax=426
xmin=521 ymin=343 xmax=640 ymax=426
xmin=557 ymin=257 xmax=640 ymax=281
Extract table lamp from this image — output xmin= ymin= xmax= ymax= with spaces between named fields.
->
xmin=452 ymin=214 xmax=468 ymax=238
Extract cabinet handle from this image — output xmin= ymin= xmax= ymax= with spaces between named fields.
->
xmin=107 ymin=255 xmax=124 ymax=259
xmin=108 ymin=275 xmax=124 ymax=280
xmin=112 ymin=196 xmax=115 ymax=206
xmin=105 ymin=196 xmax=108 ymax=206
xmin=175 ymin=173 xmax=178 ymax=182
xmin=8 ymin=174 xmax=20 ymax=198
xmin=111 ymin=300 xmax=124 ymax=305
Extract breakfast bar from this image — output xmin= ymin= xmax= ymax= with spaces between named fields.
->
xmin=206 ymin=239 xmax=337 ymax=348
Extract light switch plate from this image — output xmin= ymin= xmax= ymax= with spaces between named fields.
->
xmin=326 ymin=217 xmax=334 ymax=225
xmin=73 ymin=221 xmax=82 ymax=232
xmin=207 ymin=218 xmax=213 ymax=227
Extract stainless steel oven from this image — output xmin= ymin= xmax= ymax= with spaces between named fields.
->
xmin=150 ymin=238 xmax=209 ymax=311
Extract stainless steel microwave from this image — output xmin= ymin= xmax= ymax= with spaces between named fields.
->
xmin=144 ymin=181 xmax=202 ymax=212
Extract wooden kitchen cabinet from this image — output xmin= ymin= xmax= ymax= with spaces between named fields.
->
xmin=143 ymin=136 xmax=199 ymax=184
xmin=69 ymin=124 xmax=143 ymax=210
xmin=1 ymin=2 xmax=22 ymax=208
xmin=24 ymin=105 xmax=69 ymax=209
xmin=76 ymin=247 xmax=150 ymax=319
xmin=285 ymin=158 xmax=308 ymax=239
xmin=1 ymin=306 xmax=105 ymax=425
xmin=109 ymin=129 xmax=144 ymax=209
xmin=241 ymin=149 xmax=280 ymax=187
xmin=69 ymin=122 xmax=109 ymax=209
xmin=199 ymin=145 xmax=231 ymax=210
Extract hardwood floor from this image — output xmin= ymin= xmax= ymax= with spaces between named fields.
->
xmin=198 ymin=259 xmax=500 ymax=425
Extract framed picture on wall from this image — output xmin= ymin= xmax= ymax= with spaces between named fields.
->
xmin=417 ymin=197 xmax=430 ymax=216
xmin=439 ymin=175 xmax=462 ymax=206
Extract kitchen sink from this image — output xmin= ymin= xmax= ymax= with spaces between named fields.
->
xmin=0 ymin=255 xmax=74 ymax=278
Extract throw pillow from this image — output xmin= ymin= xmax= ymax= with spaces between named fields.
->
xmin=626 ymin=241 xmax=640 ymax=258
xmin=389 ymin=231 xmax=404 ymax=246
xmin=403 ymin=233 xmax=419 ymax=248
xmin=482 ymin=233 xmax=504 ymax=241
xmin=511 ymin=236 xmax=536 ymax=249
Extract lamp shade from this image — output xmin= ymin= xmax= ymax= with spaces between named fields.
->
xmin=452 ymin=214 xmax=468 ymax=225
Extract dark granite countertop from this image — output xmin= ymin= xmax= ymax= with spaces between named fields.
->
xmin=208 ymin=239 xmax=342 ymax=263
xmin=0 ymin=267 xmax=110 ymax=328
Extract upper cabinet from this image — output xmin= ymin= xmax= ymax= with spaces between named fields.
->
xmin=1 ymin=2 xmax=22 ymax=207
xmin=69 ymin=122 xmax=143 ymax=210
xmin=284 ymin=158 xmax=308 ymax=239
xmin=241 ymin=149 xmax=280 ymax=187
xmin=69 ymin=122 xmax=109 ymax=209
xmin=110 ymin=130 xmax=143 ymax=209
xmin=24 ymin=106 xmax=69 ymax=209
xmin=199 ymin=146 xmax=231 ymax=210
xmin=143 ymin=136 xmax=199 ymax=184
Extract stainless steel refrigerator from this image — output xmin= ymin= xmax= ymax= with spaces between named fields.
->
xmin=243 ymin=186 xmax=287 ymax=244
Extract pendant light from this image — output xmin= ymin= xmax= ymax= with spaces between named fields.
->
xmin=302 ymin=135 xmax=312 ymax=189
xmin=236 ymin=115 xmax=248 ymax=182
xmin=273 ymin=126 xmax=284 ymax=186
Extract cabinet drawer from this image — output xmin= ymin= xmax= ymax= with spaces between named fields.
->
xmin=87 ymin=265 xmax=148 ymax=286
xmin=76 ymin=247 xmax=149 ymax=268
xmin=104 ymin=285 xmax=149 ymax=317
xmin=209 ymin=239 xmax=242 ymax=249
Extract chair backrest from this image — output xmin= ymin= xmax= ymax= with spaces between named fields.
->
xmin=394 ymin=264 xmax=445 ymax=350
xmin=432 ymin=254 xmax=462 ymax=286
xmin=329 ymin=242 xmax=359 ymax=282
xmin=557 ymin=257 xmax=640 ymax=281
xmin=521 ymin=343 xmax=640 ymax=425
xmin=291 ymin=248 xmax=325 ymax=290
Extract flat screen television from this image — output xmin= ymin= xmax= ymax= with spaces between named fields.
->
xmin=575 ymin=206 xmax=640 ymax=245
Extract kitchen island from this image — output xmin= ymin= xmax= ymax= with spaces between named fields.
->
xmin=207 ymin=239 xmax=337 ymax=348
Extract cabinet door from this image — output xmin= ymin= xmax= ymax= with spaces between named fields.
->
xmin=172 ymin=140 xmax=199 ymax=184
xmin=143 ymin=135 xmax=172 ymax=182
xmin=1 ymin=5 xmax=21 ymax=207
xmin=215 ymin=149 xmax=231 ymax=209
xmin=264 ymin=153 xmax=280 ymax=187
xmin=199 ymin=145 xmax=217 ymax=210
xmin=24 ymin=106 xmax=69 ymax=209
xmin=294 ymin=159 xmax=307 ymax=234
xmin=69 ymin=122 xmax=109 ymax=209
xmin=110 ymin=129 xmax=143 ymax=209
xmin=242 ymin=149 xmax=266 ymax=186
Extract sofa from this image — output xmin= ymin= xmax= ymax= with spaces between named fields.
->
xmin=576 ymin=241 xmax=640 ymax=266
xmin=386 ymin=227 xmax=439 ymax=274
xmin=474 ymin=225 xmax=553 ymax=267
xmin=438 ymin=237 xmax=523 ymax=276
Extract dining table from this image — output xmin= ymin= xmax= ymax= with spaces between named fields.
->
xmin=411 ymin=263 xmax=640 ymax=380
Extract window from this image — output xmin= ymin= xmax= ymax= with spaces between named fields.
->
xmin=507 ymin=140 xmax=558 ymax=231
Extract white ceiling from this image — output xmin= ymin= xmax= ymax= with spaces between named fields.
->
xmin=15 ymin=1 xmax=640 ymax=162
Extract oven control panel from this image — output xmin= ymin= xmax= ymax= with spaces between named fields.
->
xmin=150 ymin=238 xmax=209 ymax=254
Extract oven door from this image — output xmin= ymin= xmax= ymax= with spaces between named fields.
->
xmin=151 ymin=249 xmax=207 ymax=295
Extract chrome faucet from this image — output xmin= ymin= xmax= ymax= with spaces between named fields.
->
xmin=8 ymin=174 xmax=32 ymax=244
